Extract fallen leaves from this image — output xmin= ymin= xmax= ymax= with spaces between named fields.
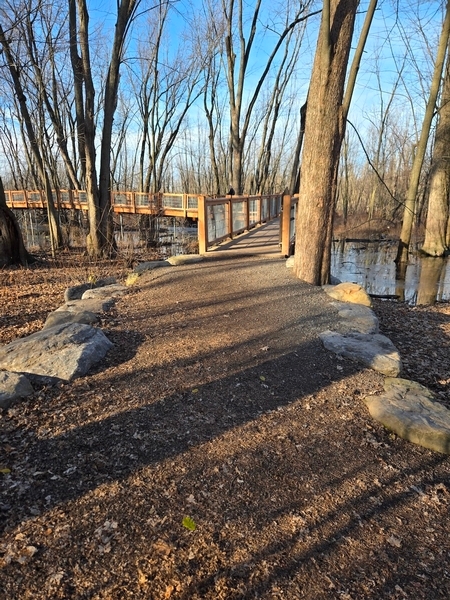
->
xmin=93 ymin=520 xmax=118 ymax=554
xmin=387 ymin=534 xmax=402 ymax=548
xmin=1 ymin=261 xmax=450 ymax=599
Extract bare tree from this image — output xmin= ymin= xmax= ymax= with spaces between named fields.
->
xmin=214 ymin=0 xmax=319 ymax=193
xmin=22 ymin=5 xmax=81 ymax=190
xmin=421 ymin=38 xmax=450 ymax=256
xmin=252 ymin=26 xmax=304 ymax=194
xmin=69 ymin=0 xmax=143 ymax=257
xmin=132 ymin=1 xmax=203 ymax=195
xmin=395 ymin=1 xmax=450 ymax=266
xmin=0 ymin=10 xmax=63 ymax=254
xmin=293 ymin=0 xmax=378 ymax=285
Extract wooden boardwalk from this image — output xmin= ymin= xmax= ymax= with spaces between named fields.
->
xmin=6 ymin=189 xmax=293 ymax=256
xmin=208 ymin=219 xmax=283 ymax=257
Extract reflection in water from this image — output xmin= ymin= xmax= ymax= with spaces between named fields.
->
xmin=416 ymin=257 xmax=446 ymax=306
xmin=331 ymin=240 xmax=450 ymax=305
xmin=115 ymin=225 xmax=198 ymax=258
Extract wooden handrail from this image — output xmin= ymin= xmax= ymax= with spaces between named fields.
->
xmin=5 ymin=189 xmax=286 ymax=253
xmin=197 ymin=193 xmax=283 ymax=252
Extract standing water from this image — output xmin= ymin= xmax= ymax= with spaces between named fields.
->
xmin=331 ymin=240 xmax=450 ymax=305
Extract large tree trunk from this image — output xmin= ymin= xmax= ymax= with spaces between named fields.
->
xmin=421 ymin=41 xmax=450 ymax=256
xmin=71 ymin=0 xmax=138 ymax=258
xmin=97 ymin=1 xmax=138 ymax=256
xmin=293 ymin=0 xmax=360 ymax=285
xmin=0 ymin=178 xmax=33 ymax=267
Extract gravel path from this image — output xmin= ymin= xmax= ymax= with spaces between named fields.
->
xmin=1 ymin=255 xmax=449 ymax=599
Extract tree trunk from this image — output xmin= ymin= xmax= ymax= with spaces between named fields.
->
xmin=421 ymin=41 xmax=450 ymax=256
xmin=71 ymin=0 xmax=139 ymax=258
xmin=0 ymin=178 xmax=33 ymax=267
xmin=289 ymin=101 xmax=307 ymax=195
xmin=416 ymin=257 xmax=445 ymax=305
xmin=97 ymin=0 xmax=139 ymax=256
xmin=293 ymin=0 xmax=360 ymax=285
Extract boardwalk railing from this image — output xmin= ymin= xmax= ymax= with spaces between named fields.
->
xmin=197 ymin=194 xmax=283 ymax=253
xmin=5 ymin=189 xmax=294 ymax=254
xmin=4 ymin=189 xmax=199 ymax=219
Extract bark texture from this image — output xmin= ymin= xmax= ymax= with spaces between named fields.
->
xmin=0 ymin=178 xmax=32 ymax=267
xmin=294 ymin=0 xmax=359 ymax=285
xmin=422 ymin=42 xmax=450 ymax=257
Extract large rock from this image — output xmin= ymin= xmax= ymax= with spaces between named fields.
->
xmin=167 ymin=254 xmax=204 ymax=266
xmin=133 ymin=260 xmax=170 ymax=274
xmin=332 ymin=301 xmax=379 ymax=334
xmin=285 ymin=256 xmax=295 ymax=268
xmin=319 ymin=330 xmax=401 ymax=376
xmin=324 ymin=282 xmax=372 ymax=307
xmin=81 ymin=284 xmax=127 ymax=300
xmin=0 ymin=371 xmax=34 ymax=409
xmin=365 ymin=378 xmax=450 ymax=454
xmin=55 ymin=297 xmax=116 ymax=315
xmin=64 ymin=277 xmax=117 ymax=301
xmin=0 ymin=323 xmax=113 ymax=382
xmin=43 ymin=310 xmax=99 ymax=330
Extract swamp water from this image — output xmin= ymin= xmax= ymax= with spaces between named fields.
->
xmin=331 ymin=240 xmax=450 ymax=305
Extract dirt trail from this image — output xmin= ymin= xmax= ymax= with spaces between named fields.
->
xmin=1 ymin=255 xmax=449 ymax=599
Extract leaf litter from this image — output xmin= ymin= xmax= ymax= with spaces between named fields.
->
xmin=0 ymin=258 xmax=449 ymax=599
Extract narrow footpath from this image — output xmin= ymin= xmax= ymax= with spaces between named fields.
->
xmin=1 ymin=247 xmax=450 ymax=599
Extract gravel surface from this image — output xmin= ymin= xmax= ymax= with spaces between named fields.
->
xmin=1 ymin=255 xmax=449 ymax=599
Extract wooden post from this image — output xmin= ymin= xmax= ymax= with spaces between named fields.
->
xmin=281 ymin=194 xmax=292 ymax=257
xmin=197 ymin=195 xmax=208 ymax=254
xmin=228 ymin=198 xmax=233 ymax=238
xmin=245 ymin=195 xmax=250 ymax=231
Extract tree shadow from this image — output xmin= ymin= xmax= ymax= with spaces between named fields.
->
xmin=1 ymin=255 xmax=449 ymax=598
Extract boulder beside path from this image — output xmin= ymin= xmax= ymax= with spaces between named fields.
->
xmin=365 ymin=378 xmax=450 ymax=454
xmin=0 ymin=323 xmax=113 ymax=383
xmin=0 ymin=371 xmax=34 ymax=409
xmin=319 ymin=330 xmax=401 ymax=377
xmin=321 ymin=282 xmax=401 ymax=376
xmin=0 ymin=280 xmax=123 ymax=403
xmin=323 ymin=282 xmax=372 ymax=307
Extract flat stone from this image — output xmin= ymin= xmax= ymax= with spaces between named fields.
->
xmin=43 ymin=310 xmax=99 ymax=330
xmin=81 ymin=284 xmax=128 ymax=300
xmin=167 ymin=254 xmax=204 ymax=266
xmin=365 ymin=378 xmax=450 ymax=454
xmin=332 ymin=301 xmax=379 ymax=334
xmin=323 ymin=282 xmax=372 ymax=307
xmin=55 ymin=297 xmax=116 ymax=314
xmin=64 ymin=277 xmax=117 ymax=301
xmin=0 ymin=323 xmax=113 ymax=382
xmin=133 ymin=260 xmax=171 ymax=274
xmin=0 ymin=371 xmax=34 ymax=409
xmin=319 ymin=330 xmax=401 ymax=376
